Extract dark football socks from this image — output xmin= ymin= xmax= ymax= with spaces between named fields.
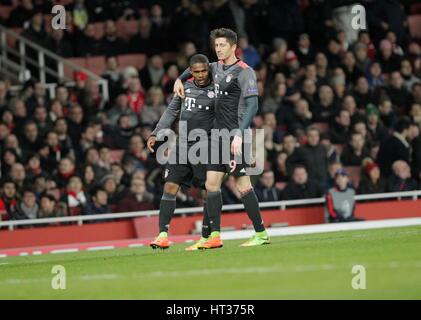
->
xmin=241 ymin=189 xmax=265 ymax=232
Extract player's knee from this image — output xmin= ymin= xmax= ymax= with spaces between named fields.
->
xmin=205 ymin=181 xmax=220 ymax=193
xmin=164 ymin=182 xmax=179 ymax=196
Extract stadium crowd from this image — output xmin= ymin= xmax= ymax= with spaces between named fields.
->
xmin=0 ymin=0 xmax=420 ymax=222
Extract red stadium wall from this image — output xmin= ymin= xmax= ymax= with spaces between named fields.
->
xmin=0 ymin=199 xmax=420 ymax=250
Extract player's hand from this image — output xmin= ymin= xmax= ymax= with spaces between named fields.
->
xmin=231 ymin=135 xmax=242 ymax=156
xmin=173 ymin=79 xmax=185 ymax=98
xmin=147 ymin=136 xmax=156 ymax=153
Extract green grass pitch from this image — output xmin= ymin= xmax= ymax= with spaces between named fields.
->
xmin=1 ymin=225 xmax=421 ymax=299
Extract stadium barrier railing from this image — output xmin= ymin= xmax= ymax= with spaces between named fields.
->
xmin=0 ymin=24 xmax=109 ymax=101
xmin=1 ymin=190 xmax=420 ymax=231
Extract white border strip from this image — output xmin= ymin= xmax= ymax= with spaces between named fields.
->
xmin=222 ymin=218 xmax=421 ymax=240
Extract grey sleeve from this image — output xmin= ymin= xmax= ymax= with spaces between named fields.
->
xmin=236 ymin=96 xmax=258 ymax=136
xmin=150 ymin=96 xmax=182 ymax=136
xmin=179 ymin=68 xmax=192 ymax=82
xmin=238 ymin=67 xmax=258 ymax=98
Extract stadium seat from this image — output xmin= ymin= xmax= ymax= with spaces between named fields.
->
xmin=117 ymin=53 xmax=147 ymax=70
xmin=410 ymin=3 xmax=421 ymax=14
xmin=64 ymin=57 xmax=88 ymax=79
xmin=110 ymin=149 xmax=125 ymax=163
xmin=0 ymin=5 xmax=14 ymax=20
xmin=161 ymin=52 xmax=177 ymax=64
xmin=312 ymin=122 xmax=329 ymax=134
xmin=116 ymin=19 xmax=139 ymax=41
xmin=92 ymin=22 xmax=105 ymax=40
xmin=86 ymin=56 xmax=106 ymax=75
xmin=408 ymin=15 xmax=421 ymax=38
xmin=344 ymin=166 xmax=362 ymax=189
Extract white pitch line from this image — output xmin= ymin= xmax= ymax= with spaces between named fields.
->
xmin=87 ymin=246 xmax=115 ymax=251
xmin=50 ymin=248 xmax=79 ymax=254
xmin=128 ymin=244 xmax=144 ymax=248
xmin=0 ymin=254 xmax=7 ymax=259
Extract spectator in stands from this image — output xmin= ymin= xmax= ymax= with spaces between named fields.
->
xmin=102 ymin=56 xmax=123 ymax=102
xmin=83 ymin=187 xmax=111 ymax=215
xmin=1 ymin=148 xmax=19 ymax=178
xmin=299 ymin=127 xmax=328 ymax=183
xmin=3 ymin=134 xmax=24 ymax=161
xmin=53 ymin=118 xmax=75 ymax=157
xmin=129 ymin=17 xmax=158 ymax=55
xmin=33 ymin=105 xmax=52 ymax=137
xmin=44 ymin=29 xmax=74 ymax=58
xmin=378 ymin=98 xmax=397 ymax=129
xmin=115 ymin=178 xmax=155 ymax=213
xmin=342 ymin=52 xmax=364 ymax=86
xmin=401 ymin=59 xmax=421 ymax=92
xmin=122 ymin=134 xmax=149 ymax=170
xmin=140 ymin=86 xmax=166 ymax=127
xmin=376 ymin=39 xmax=401 ymax=74
xmin=330 ymin=109 xmax=352 ymax=145
xmin=111 ymin=115 xmax=136 ymax=150
xmin=313 ymin=85 xmax=338 ymax=123
xmin=412 ymin=83 xmax=421 ymax=105
xmin=140 ymin=55 xmax=165 ymax=91
xmin=320 ymin=134 xmax=340 ymax=163
xmin=69 ymin=0 xmax=89 ymax=31
xmin=366 ymin=104 xmax=388 ymax=143
xmin=126 ymin=77 xmax=145 ymax=114
xmin=0 ymin=180 xmax=18 ymax=220
xmin=325 ymin=168 xmax=361 ymax=223
xmin=386 ymin=71 xmax=412 ymax=113
xmin=67 ymin=105 xmax=86 ymax=146
xmin=107 ymin=93 xmax=139 ymax=128
xmin=98 ymin=145 xmax=113 ymax=172
xmin=21 ymin=10 xmax=45 ymax=46
xmin=10 ymin=188 xmax=39 ymax=220
xmin=255 ymin=170 xmax=282 ymax=202
xmin=10 ymin=97 xmax=28 ymax=135
xmin=101 ymin=174 xmax=123 ymax=207
xmin=81 ymin=164 xmax=96 ymax=194
xmin=55 ymin=85 xmax=73 ymax=110
xmin=75 ymin=23 xmax=103 ymax=57
xmin=100 ymin=19 xmax=127 ymax=56
xmin=387 ymin=160 xmax=418 ymax=192
xmin=8 ymin=0 xmax=34 ymax=27
xmin=25 ymin=81 xmax=48 ymax=116
xmin=358 ymin=160 xmax=387 ymax=194
xmin=53 ymin=157 xmax=77 ymax=189
xmin=262 ymin=81 xmax=287 ymax=115
xmin=341 ymin=132 xmax=370 ymax=166
xmin=25 ymin=154 xmax=44 ymax=181
xmin=367 ymin=61 xmax=385 ymax=88
xmin=290 ymin=99 xmax=313 ymax=137
xmin=282 ymin=165 xmax=323 ymax=200
xmin=273 ymin=152 xmax=289 ymax=183
xmin=38 ymin=194 xmax=66 ymax=218
xmin=378 ymin=118 xmax=411 ymax=177
xmin=60 ymin=175 xmax=88 ymax=216
xmin=281 ymin=134 xmax=302 ymax=177
xmin=238 ymin=36 xmax=261 ymax=69
xmin=9 ymin=163 xmax=27 ymax=195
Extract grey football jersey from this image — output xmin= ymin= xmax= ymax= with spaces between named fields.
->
xmin=209 ymin=60 xmax=258 ymax=131
xmin=151 ymin=79 xmax=215 ymax=140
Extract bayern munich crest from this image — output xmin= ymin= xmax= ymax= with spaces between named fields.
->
xmin=207 ymin=91 xmax=215 ymax=98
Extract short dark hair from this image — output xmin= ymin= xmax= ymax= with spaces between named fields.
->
xmin=210 ymin=28 xmax=237 ymax=46
xmin=189 ymin=54 xmax=209 ymax=66
xmin=293 ymin=164 xmax=307 ymax=173
xmin=394 ymin=118 xmax=411 ymax=134
xmin=41 ymin=193 xmax=56 ymax=202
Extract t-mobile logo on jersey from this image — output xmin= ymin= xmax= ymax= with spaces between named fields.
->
xmin=184 ymin=97 xmax=196 ymax=111
xmin=214 ymin=83 xmax=228 ymax=98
